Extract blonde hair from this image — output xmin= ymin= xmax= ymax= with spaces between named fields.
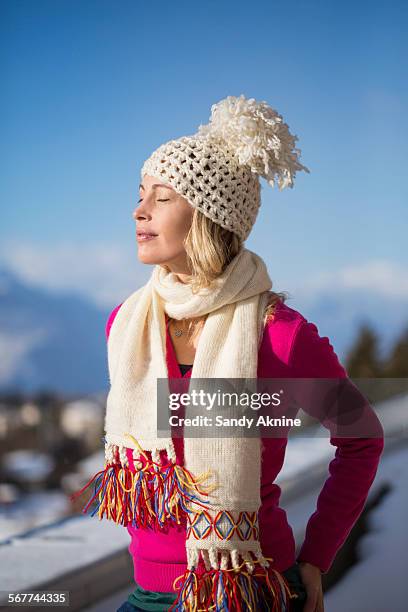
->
xmin=164 ymin=208 xmax=289 ymax=342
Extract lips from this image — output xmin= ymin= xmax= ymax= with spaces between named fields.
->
xmin=137 ymin=231 xmax=158 ymax=242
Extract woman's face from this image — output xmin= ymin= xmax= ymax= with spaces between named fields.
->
xmin=132 ymin=174 xmax=194 ymax=273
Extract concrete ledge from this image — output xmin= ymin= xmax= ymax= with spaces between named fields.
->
xmin=0 ymin=515 xmax=132 ymax=611
xmin=0 ymin=547 xmax=133 ymax=612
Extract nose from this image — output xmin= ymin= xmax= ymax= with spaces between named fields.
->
xmin=133 ymin=200 xmax=151 ymax=222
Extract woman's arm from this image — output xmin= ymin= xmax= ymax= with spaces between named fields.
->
xmin=289 ymin=319 xmax=385 ymax=574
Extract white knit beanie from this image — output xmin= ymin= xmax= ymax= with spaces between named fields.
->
xmin=141 ymin=94 xmax=310 ymax=241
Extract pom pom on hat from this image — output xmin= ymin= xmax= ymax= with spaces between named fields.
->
xmin=195 ymin=94 xmax=310 ymax=190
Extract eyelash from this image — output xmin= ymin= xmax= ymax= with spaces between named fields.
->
xmin=137 ymin=198 xmax=170 ymax=203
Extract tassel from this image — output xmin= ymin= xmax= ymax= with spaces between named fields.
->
xmin=169 ymin=553 xmax=299 ymax=611
xmin=70 ymin=436 xmax=218 ymax=530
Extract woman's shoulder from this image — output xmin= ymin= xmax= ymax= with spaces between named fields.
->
xmin=261 ymin=298 xmax=347 ymax=376
xmin=264 ymin=293 xmax=307 ymax=335
xmin=260 ymin=298 xmax=307 ymax=363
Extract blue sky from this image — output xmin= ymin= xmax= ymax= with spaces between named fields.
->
xmin=1 ymin=0 xmax=407 ymax=309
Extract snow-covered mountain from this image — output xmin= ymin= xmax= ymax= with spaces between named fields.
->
xmin=0 ymin=267 xmax=110 ymax=394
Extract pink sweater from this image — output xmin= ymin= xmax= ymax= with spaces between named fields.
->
xmin=106 ymin=299 xmax=384 ymax=592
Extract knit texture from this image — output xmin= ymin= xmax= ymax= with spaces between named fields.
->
xmin=98 ymin=246 xmax=302 ymax=609
xmin=141 ymin=94 xmax=310 ymax=241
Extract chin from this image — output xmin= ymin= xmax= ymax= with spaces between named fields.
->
xmin=136 ymin=248 xmax=167 ymax=266
xmin=137 ymin=253 xmax=160 ymax=265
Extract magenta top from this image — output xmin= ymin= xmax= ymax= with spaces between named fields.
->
xmin=105 ymin=299 xmax=384 ymax=592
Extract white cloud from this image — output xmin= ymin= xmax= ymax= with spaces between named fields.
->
xmin=0 ymin=240 xmax=151 ymax=308
xmin=297 ymin=260 xmax=408 ymax=298
xmin=1 ymin=241 xmax=406 ymax=308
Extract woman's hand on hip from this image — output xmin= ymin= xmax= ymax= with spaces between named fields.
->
xmin=298 ymin=561 xmax=324 ymax=612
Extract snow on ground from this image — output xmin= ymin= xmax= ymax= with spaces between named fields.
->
xmin=276 ymin=427 xmax=333 ymax=482
xmin=324 ymin=442 xmax=408 ymax=612
xmin=0 ymin=514 xmax=130 ymax=592
xmin=0 ymin=490 xmax=69 ymax=541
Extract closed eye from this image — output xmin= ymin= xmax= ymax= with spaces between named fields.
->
xmin=137 ymin=198 xmax=170 ymax=203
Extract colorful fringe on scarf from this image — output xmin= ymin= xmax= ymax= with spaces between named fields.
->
xmin=70 ymin=435 xmax=299 ymax=611
xmin=69 ymin=434 xmax=217 ymax=531
xmin=169 ymin=554 xmax=298 ymax=611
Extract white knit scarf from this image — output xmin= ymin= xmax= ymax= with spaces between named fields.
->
xmin=79 ymin=247 xmax=297 ymax=610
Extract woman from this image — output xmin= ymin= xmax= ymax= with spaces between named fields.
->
xmin=72 ymin=95 xmax=384 ymax=612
